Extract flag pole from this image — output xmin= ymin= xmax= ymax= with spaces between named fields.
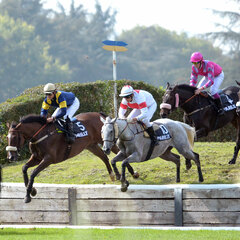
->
xmin=112 ymin=51 xmax=118 ymax=117
xmin=102 ymin=40 xmax=128 ymax=118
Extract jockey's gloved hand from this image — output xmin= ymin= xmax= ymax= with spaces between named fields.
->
xmin=127 ymin=118 xmax=137 ymax=123
xmin=127 ymin=118 xmax=134 ymax=123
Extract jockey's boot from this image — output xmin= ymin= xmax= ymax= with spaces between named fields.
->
xmin=65 ymin=117 xmax=75 ymax=144
xmin=214 ymin=97 xmax=225 ymax=115
xmin=146 ymin=126 xmax=159 ymax=146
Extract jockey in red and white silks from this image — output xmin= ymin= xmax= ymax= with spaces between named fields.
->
xmin=118 ymin=87 xmax=157 ymax=128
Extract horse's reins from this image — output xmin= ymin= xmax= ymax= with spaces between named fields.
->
xmin=180 ymin=92 xmax=206 ymax=107
xmin=177 ymin=92 xmax=211 ymax=116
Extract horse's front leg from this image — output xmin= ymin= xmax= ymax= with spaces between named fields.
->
xmin=25 ymin=158 xmax=51 ymax=203
xmin=111 ymin=152 xmax=126 ymax=180
xmin=22 ymin=155 xmax=41 ymax=197
xmin=120 ymin=152 xmax=139 ymax=192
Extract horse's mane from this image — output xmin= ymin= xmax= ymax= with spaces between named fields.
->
xmin=100 ymin=112 xmax=108 ymax=118
xmin=20 ymin=114 xmax=47 ymax=125
xmin=177 ymin=84 xmax=197 ymax=93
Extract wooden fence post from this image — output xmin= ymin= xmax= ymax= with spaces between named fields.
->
xmin=68 ymin=188 xmax=77 ymax=225
xmin=174 ymin=187 xmax=183 ymax=226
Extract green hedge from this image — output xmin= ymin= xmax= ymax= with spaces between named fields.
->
xmin=0 ymin=80 xmax=235 ymax=164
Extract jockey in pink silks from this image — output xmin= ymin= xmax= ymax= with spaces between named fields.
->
xmin=190 ymin=52 xmax=225 ymax=115
xmin=118 ymin=85 xmax=158 ymax=146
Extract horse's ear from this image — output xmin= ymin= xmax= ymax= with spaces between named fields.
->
xmin=100 ymin=116 xmax=106 ymax=124
xmin=166 ymin=82 xmax=170 ymax=89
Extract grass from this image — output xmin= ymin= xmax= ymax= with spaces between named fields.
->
xmin=0 ymin=228 xmax=240 ymax=240
xmin=2 ymin=142 xmax=240 ymax=185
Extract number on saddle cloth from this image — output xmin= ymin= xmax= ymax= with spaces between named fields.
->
xmin=55 ymin=119 xmax=88 ymax=138
xmin=219 ymin=94 xmax=236 ymax=112
xmin=154 ymin=124 xmax=171 ymax=141
xmin=141 ymin=123 xmax=171 ymax=141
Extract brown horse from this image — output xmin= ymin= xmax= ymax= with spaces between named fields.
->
xmin=6 ymin=112 xmax=122 ymax=203
xmin=160 ymin=82 xmax=240 ymax=165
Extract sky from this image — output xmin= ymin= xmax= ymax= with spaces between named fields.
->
xmin=44 ymin=0 xmax=238 ymax=37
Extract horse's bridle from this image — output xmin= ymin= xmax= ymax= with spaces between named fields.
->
xmin=161 ymin=90 xmax=207 ymax=114
xmin=103 ymin=119 xmax=143 ymax=144
xmin=6 ymin=123 xmax=55 ymax=154
xmin=6 ymin=128 xmax=22 ymax=153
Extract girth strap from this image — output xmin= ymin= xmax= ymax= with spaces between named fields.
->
xmin=144 ymin=141 xmax=155 ymax=161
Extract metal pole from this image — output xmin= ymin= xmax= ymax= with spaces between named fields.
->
xmin=113 ymin=51 xmax=118 ymax=117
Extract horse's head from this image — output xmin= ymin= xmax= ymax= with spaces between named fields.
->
xmin=100 ymin=116 xmax=117 ymax=155
xmin=6 ymin=122 xmax=25 ymax=162
xmin=160 ymin=83 xmax=178 ymax=118
xmin=160 ymin=83 xmax=196 ymax=118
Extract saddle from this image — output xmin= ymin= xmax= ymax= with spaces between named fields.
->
xmin=200 ymin=91 xmax=236 ymax=112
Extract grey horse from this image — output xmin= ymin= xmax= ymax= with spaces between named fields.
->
xmin=101 ymin=117 xmax=204 ymax=192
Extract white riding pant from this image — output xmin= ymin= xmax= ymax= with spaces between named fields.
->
xmin=52 ymin=97 xmax=80 ymax=120
xmin=128 ymin=102 xmax=157 ymax=128
xmin=197 ymin=71 xmax=224 ymax=95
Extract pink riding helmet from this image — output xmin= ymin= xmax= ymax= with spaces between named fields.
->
xmin=190 ymin=52 xmax=203 ymax=62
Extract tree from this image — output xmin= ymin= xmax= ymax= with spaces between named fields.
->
xmin=0 ymin=14 xmax=70 ymax=102
xmin=206 ymin=0 xmax=240 ymax=59
xmin=48 ymin=1 xmax=116 ymax=82
xmin=0 ymin=0 xmax=53 ymax=39
xmin=117 ymin=26 xmax=225 ymax=87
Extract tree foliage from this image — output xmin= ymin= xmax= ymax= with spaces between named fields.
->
xmin=0 ymin=14 xmax=69 ymax=102
xmin=0 ymin=0 xmax=239 ymax=103
xmin=206 ymin=0 xmax=240 ymax=59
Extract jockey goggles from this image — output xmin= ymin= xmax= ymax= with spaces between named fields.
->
xmin=192 ymin=61 xmax=201 ymax=65
xmin=45 ymin=92 xmax=53 ymax=96
xmin=124 ymin=94 xmax=132 ymax=99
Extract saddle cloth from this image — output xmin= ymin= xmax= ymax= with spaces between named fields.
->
xmin=220 ymin=94 xmax=236 ymax=112
xmin=55 ymin=119 xmax=88 ymax=138
xmin=143 ymin=123 xmax=171 ymax=141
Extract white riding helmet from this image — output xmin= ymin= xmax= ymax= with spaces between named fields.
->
xmin=44 ymin=83 xmax=56 ymax=94
xmin=119 ymin=85 xmax=134 ymax=97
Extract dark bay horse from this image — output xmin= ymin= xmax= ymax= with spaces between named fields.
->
xmin=6 ymin=112 xmax=120 ymax=203
xmin=160 ymin=82 xmax=240 ymax=164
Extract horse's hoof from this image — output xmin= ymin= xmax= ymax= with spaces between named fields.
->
xmin=133 ymin=172 xmax=139 ymax=179
xmin=121 ymin=186 xmax=128 ymax=192
xmin=228 ymin=159 xmax=236 ymax=164
xmin=121 ymin=180 xmax=129 ymax=192
xmin=24 ymin=196 xmax=31 ymax=203
xmin=110 ymin=172 xmax=115 ymax=181
xmin=31 ymin=187 xmax=37 ymax=197
xmin=199 ymin=177 xmax=204 ymax=182
xmin=176 ymin=178 xmax=180 ymax=183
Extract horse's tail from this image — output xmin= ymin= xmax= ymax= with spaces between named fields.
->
xmin=179 ymin=122 xmax=195 ymax=150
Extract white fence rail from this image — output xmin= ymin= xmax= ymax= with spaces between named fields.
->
xmin=1 ymin=183 xmax=240 ymax=226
